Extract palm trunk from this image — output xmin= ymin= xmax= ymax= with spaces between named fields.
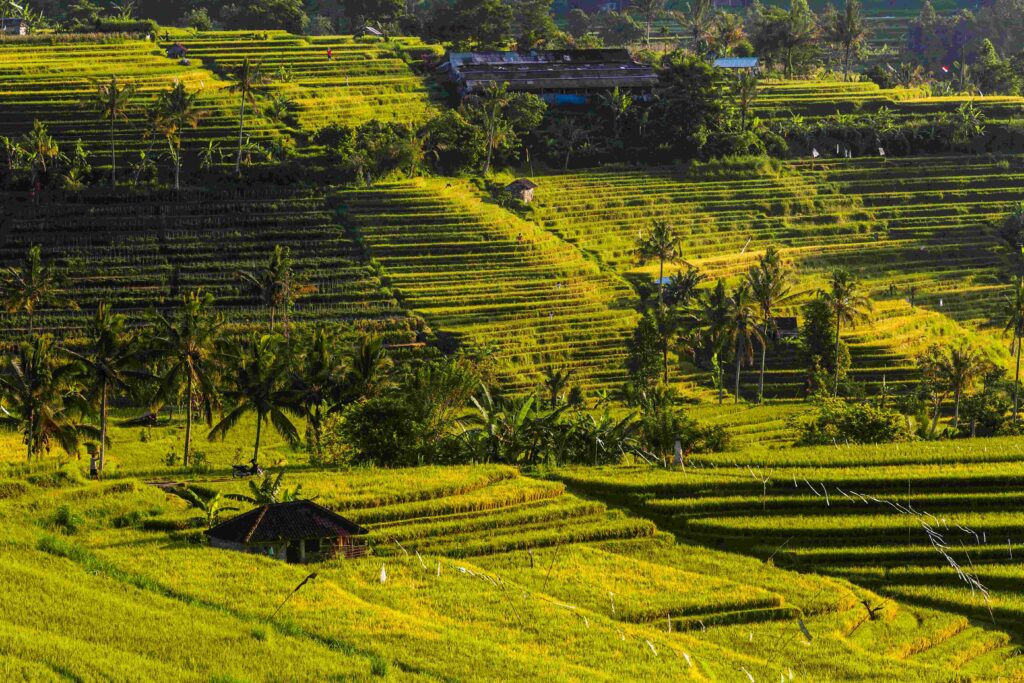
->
xmin=98 ymin=380 xmax=108 ymax=476
xmin=183 ymin=372 xmax=193 ymax=467
xmin=951 ymin=387 xmax=960 ymax=429
xmin=110 ymin=111 xmax=117 ymax=186
xmin=734 ymin=338 xmax=743 ymax=404
xmin=833 ymin=316 xmax=842 ymax=397
xmin=930 ymin=400 xmax=941 ymax=438
xmin=1015 ymin=336 xmax=1022 ymax=422
xmin=25 ymin=408 xmax=33 ymax=461
xmin=717 ymin=364 xmax=724 ymax=405
xmin=235 ymin=94 xmax=246 ymax=176
xmin=758 ymin=323 xmax=768 ymax=403
xmin=252 ymin=412 xmax=263 ymax=466
xmin=174 ymin=140 xmax=181 ymax=191
xmin=843 ymin=43 xmax=851 ymax=82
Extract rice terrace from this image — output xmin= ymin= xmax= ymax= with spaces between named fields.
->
xmin=5 ymin=0 xmax=1024 ymax=681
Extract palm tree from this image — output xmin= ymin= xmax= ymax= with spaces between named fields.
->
xmin=226 ymin=471 xmax=303 ymax=506
xmin=697 ymin=279 xmax=733 ymax=405
xmin=150 ymin=291 xmax=223 ymax=467
xmin=731 ymin=71 xmax=759 ymax=131
xmin=747 ymin=247 xmax=795 ymax=403
xmin=636 ymin=220 xmax=682 ymax=306
xmin=228 ymin=58 xmax=268 ymax=176
xmin=945 ymin=345 xmax=987 ymax=429
xmin=342 ymin=335 xmax=392 ymax=402
xmin=0 ymin=245 xmax=74 ymax=333
xmin=21 ymin=119 xmax=58 ymax=185
xmin=673 ymin=0 xmax=714 ymax=54
xmin=88 ymin=75 xmax=136 ymax=186
xmin=291 ymin=328 xmax=344 ymax=449
xmin=209 ymin=334 xmax=302 ymax=468
xmin=63 ymin=302 xmax=142 ymax=476
xmin=154 ymin=81 xmax=206 ymax=191
xmin=1002 ymin=277 xmax=1024 ymax=421
xmin=542 ymin=368 xmax=572 ymax=409
xmin=823 ymin=0 xmax=869 ymax=81
xmin=632 ymin=0 xmax=667 ymax=45
xmin=820 ymin=269 xmax=872 ymax=396
xmin=724 ymin=282 xmax=765 ymax=403
xmin=470 ymin=81 xmax=513 ymax=176
xmin=235 ymin=245 xmax=316 ymax=335
xmin=664 ymin=266 xmax=706 ymax=307
xmin=0 ymin=336 xmax=93 ymax=461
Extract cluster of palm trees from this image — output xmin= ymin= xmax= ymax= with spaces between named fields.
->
xmin=0 ymin=244 xmax=373 ymax=475
xmin=0 ymin=58 xmax=272 ymax=193
xmin=634 ymin=222 xmax=873 ymax=403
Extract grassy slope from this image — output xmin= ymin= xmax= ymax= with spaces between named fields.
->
xmin=4 ymin=455 xmax=1015 ymax=681
xmin=529 ymin=155 xmax=1018 ymax=404
xmin=556 ymin=437 xmax=1024 ymax=678
xmin=341 ymin=178 xmax=640 ymax=393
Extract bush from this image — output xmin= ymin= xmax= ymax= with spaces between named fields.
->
xmin=90 ymin=19 xmax=159 ymax=34
xmin=184 ymin=8 xmax=213 ymax=31
xmin=48 ymin=505 xmax=84 ymax=535
xmin=796 ymin=398 xmax=916 ymax=446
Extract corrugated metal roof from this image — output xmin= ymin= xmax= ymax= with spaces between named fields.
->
xmin=714 ymin=57 xmax=760 ymax=69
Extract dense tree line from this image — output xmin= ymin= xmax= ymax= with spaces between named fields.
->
xmin=623 ymin=219 xmax=1024 ymax=445
xmin=0 ymin=244 xmax=733 ymax=475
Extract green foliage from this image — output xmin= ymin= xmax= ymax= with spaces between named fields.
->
xmin=796 ymin=397 xmax=916 ymax=445
xmin=48 ymin=504 xmax=84 ymax=534
xmin=314 ymin=120 xmax=422 ymax=183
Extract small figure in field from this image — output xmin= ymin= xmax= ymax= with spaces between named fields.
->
xmin=326 ymin=48 xmax=333 ymax=61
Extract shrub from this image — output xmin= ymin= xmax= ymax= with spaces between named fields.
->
xmin=796 ymin=398 xmax=916 ymax=446
xmin=48 ymin=505 xmax=84 ymax=535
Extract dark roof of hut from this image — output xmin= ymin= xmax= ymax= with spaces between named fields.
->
xmin=205 ymin=500 xmax=367 ymax=543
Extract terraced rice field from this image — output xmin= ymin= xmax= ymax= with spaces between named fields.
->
xmin=167 ymin=32 xmax=441 ymax=130
xmin=0 ymin=38 xmax=283 ymax=170
xmin=5 ymin=457 xmax=1023 ymax=680
xmin=0 ymin=189 xmax=418 ymax=339
xmin=557 ymin=437 xmax=1024 ymax=675
xmin=531 ymin=155 xmax=1019 ymax=397
xmin=753 ymin=79 xmax=1024 ymax=122
xmin=340 ymin=179 xmax=640 ymax=393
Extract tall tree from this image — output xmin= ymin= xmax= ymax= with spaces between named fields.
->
xmin=88 ymin=75 xmax=136 ymax=186
xmin=235 ymin=245 xmax=316 ymax=335
xmin=342 ymin=335 xmax=393 ymax=402
xmin=747 ymin=246 xmax=794 ymax=402
xmin=635 ymin=220 xmax=682 ymax=306
xmin=1002 ymin=277 xmax=1024 ymax=421
xmin=291 ymin=328 xmax=344 ymax=450
xmin=150 ymin=291 xmax=222 ymax=467
xmin=822 ymin=0 xmax=869 ymax=81
xmin=673 ymin=0 xmax=714 ymax=54
xmin=63 ymin=302 xmax=142 ymax=476
xmin=21 ymin=119 xmax=59 ymax=185
xmin=698 ymin=279 xmax=733 ymax=405
xmin=0 ymin=245 xmax=73 ymax=333
xmin=820 ymin=269 xmax=871 ymax=396
xmin=228 ymin=58 xmax=268 ymax=176
xmin=209 ymin=333 xmax=302 ymax=468
xmin=154 ymin=81 xmax=205 ymax=191
xmin=464 ymin=81 xmax=547 ymax=175
xmin=730 ymin=70 xmax=759 ymax=131
xmin=633 ymin=0 xmax=667 ymax=45
xmin=0 ymin=335 xmax=92 ymax=461
xmin=724 ymin=282 xmax=764 ymax=403
xmin=513 ymin=0 xmax=558 ymax=48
